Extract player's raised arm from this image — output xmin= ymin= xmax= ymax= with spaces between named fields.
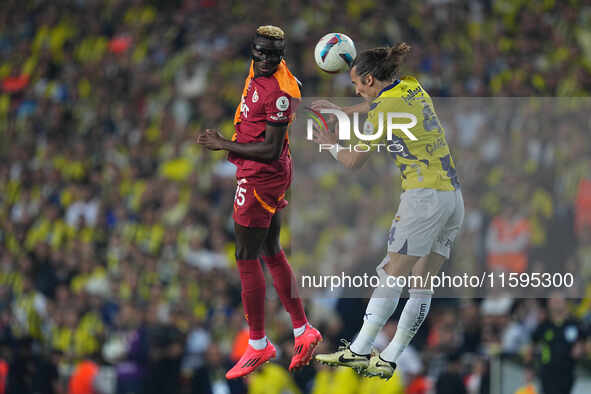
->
xmin=310 ymin=100 xmax=369 ymax=115
xmin=309 ymin=99 xmax=370 ymax=169
xmin=309 ymin=99 xmax=370 ymax=115
xmin=197 ymin=122 xmax=287 ymax=162
xmin=344 ymin=101 xmax=370 ymax=115
xmin=312 ymin=122 xmax=370 ymax=169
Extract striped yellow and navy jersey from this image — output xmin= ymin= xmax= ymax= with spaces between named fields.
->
xmin=365 ymin=76 xmax=459 ymax=191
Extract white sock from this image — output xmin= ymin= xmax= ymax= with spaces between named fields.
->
xmin=294 ymin=324 xmax=306 ymax=337
xmin=350 ymin=277 xmax=402 ymax=355
xmin=381 ymin=288 xmax=432 ymax=363
xmin=249 ymin=336 xmax=268 ymax=350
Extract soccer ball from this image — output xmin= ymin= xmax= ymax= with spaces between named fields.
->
xmin=314 ymin=33 xmax=357 ymax=73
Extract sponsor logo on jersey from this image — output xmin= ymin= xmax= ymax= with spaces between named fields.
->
xmin=402 ymin=86 xmax=423 ymax=104
xmin=270 ymin=112 xmax=287 ymax=121
xmin=389 ymin=142 xmax=405 ymax=154
xmin=252 ymin=89 xmax=259 ymax=103
xmin=425 ymin=137 xmax=447 ymax=154
xmin=240 ymin=96 xmax=249 ymax=118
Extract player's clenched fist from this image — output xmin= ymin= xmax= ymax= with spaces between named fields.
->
xmin=312 ymin=122 xmax=338 ymax=145
xmin=196 ymin=129 xmax=224 ymax=150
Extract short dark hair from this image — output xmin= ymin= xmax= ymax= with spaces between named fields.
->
xmin=352 ymin=42 xmax=411 ymax=81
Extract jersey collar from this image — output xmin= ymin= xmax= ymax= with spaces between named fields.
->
xmin=376 ymin=79 xmax=401 ymax=98
xmin=370 ymin=80 xmax=401 ymax=110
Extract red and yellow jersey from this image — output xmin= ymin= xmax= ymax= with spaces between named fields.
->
xmin=229 ymin=59 xmax=300 ymax=179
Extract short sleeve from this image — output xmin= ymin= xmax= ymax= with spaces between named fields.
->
xmin=264 ymin=90 xmax=292 ymax=126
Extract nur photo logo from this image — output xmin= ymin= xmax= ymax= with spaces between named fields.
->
xmin=306 ymin=107 xmax=419 ymax=153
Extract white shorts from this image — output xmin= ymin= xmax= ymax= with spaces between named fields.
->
xmin=385 ymin=188 xmax=464 ymax=259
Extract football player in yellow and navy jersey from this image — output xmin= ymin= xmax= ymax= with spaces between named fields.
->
xmin=364 ymin=75 xmax=459 ymax=191
xmin=314 ymin=43 xmax=464 ymax=380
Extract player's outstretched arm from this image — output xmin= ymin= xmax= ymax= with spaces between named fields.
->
xmin=196 ymin=123 xmax=287 ymax=162
xmin=309 ymin=100 xmax=370 ymax=115
xmin=343 ymin=101 xmax=370 ymax=115
xmin=312 ymin=123 xmax=370 ymax=169
xmin=309 ymin=99 xmax=370 ymax=169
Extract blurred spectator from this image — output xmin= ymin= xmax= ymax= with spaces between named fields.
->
xmin=68 ymin=358 xmax=99 ymax=394
xmin=514 ymin=368 xmax=538 ymax=394
xmin=486 ymin=202 xmax=531 ymax=273
xmin=458 ymin=300 xmax=482 ymax=354
xmin=502 ymin=300 xmax=540 ymax=355
xmin=528 ymin=293 xmax=589 ymax=394
xmin=575 ymin=178 xmax=591 ymax=236
xmin=435 ymin=351 xmax=467 ymax=394
xmin=144 ymin=306 xmax=184 ymax=394
xmin=465 ymin=356 xmax=489 ymax=394
xmin=191 ymin=343 xmax=246 ymax=394
xmin=66 ymin=186 xmax=99 ymax=229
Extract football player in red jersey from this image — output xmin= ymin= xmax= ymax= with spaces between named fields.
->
xmin=197 ymin=26 xmax=322 ymax=380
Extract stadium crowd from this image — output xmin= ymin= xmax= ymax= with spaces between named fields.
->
xmin=1 ymin=0 xmax=591 ymax=393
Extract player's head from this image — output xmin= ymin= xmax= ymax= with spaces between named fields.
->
xmin=251 ymin=25 xmax=285 ymax=77
xmin=350 ymin=42 xmax=411 ymax=100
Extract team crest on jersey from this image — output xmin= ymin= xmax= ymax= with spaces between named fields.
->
xmin=276 ymin=96 xmax=289 ymax=111
xmin=252 ymin=89 xmax=259 ymax=103
xmin=363 ymin=119 xmax=374 ymax=134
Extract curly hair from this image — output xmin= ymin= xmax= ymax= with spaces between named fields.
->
xmin=256 ymin=25 xmax=285 ymax=40
xmin=352 ymin=42 xmax=411 ymax=81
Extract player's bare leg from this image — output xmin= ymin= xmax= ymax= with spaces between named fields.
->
xmin=408 ymin=252 xmax=446 ymax=290
xmin=382 ymin=252 xmax=421 ymax=276
xmin=226 ymin=223 xmax=276 ymax=379
xmin=261 ymin=211 xmax=322 ymax=371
